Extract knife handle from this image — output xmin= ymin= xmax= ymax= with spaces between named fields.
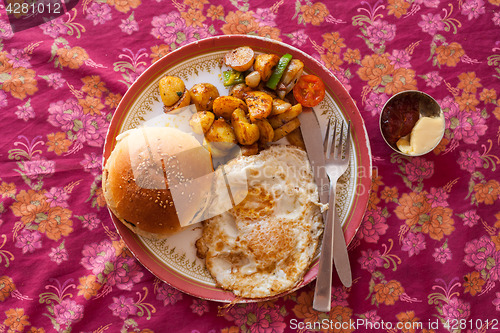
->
xmin=312 ymin=179 xmax=336 ymax=312
xmin=333 ymin=208 xmax=352 ymax=288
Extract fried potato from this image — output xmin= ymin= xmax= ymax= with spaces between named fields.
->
xmin=189 ymin=111 xmax=215 ymax=134
xmin=244 ymin=91 xmax=273 ymax=121
xmin=229 ymin=83 xmax=253 ymax=100
xmin=253 ymin=119 xmax=274 ymax=144
xmin=213 ymin=96 xmax=247 ymax=120
xmin=231 ymin=108 xmax=260 ymax=146
xmin=268 ymin=103 xmax=303 ymax=129
xmin=189 ymin=83 xmax=220 ymax=111
xmin=224 ymin=46 xmax=255 ymax=72
xmin=270 ymin=99 xmax=292 ymax=116
xmin=254 ymin=54 xmax=280 ymax=82
xmin=273 ymin=118 xmax=301 ymax=142
xmin=164 ymin=88 xmax=191 ymax=113
xmin=203 ymin=139 xmax=229 ymax=158
xmin=286 ymin=128 xmax=306 ymax=150
xmin=205 ymin=118 xmax=237 ymax=150
xmin=254 ymin=82 xmax=278 ymax=99
xmin=159 ymin=76 xmax=185 ymax=107
xmin=240 ymin=143 xmax=259 ymax=156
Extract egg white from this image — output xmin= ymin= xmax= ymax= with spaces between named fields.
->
xmin=196 ymin=145 xmax=324 ymax=298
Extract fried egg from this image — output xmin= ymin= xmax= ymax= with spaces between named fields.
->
xmin=196 ymin=145 xmax=324 ymax=298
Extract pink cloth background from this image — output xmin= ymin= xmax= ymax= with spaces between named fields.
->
xmin=1 ymin=0 xmax=500 ymax=332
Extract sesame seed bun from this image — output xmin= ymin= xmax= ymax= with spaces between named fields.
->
xmin=102 ymin=127 xmax=213 ymax=239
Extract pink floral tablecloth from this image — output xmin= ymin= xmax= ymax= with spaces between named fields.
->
xmin=1 ymin=0 xmax=500 ymax=332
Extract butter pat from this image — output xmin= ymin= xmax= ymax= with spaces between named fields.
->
xmin=396 ymin=114 xmax=445 ymax=155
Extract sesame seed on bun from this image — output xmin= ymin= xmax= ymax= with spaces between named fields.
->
xmin=102 ymin=127 xmax=213 ymax=239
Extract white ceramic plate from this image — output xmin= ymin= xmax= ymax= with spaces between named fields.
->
xmin=103 ymin=35 xmax=372 ymax=302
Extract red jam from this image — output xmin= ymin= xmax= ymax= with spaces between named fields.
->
xmin=381 ymin=94 xmax=420 ymax=147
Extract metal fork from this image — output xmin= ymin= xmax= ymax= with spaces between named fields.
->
xmin=313 ymin=120 xmax=351 ymax=312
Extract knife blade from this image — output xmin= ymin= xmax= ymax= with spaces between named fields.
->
xmin=298 ymin=109 xmax=329 ymax=203
xmin=298 ymin=109 xmax=352 ymax=288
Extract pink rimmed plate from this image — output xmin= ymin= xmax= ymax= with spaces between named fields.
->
xmin=103 ymin=35 xmax=372 ymax=302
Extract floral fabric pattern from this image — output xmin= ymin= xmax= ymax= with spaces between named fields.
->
xmin=0 ymin=0 xmax=499 ymax=332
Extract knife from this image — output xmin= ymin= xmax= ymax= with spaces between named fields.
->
xmin=298 ymin=109 xmax=352 ymax=289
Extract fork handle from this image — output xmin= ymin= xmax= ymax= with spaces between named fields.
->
xmin=312 ymin=179 xmax=337 ymax=312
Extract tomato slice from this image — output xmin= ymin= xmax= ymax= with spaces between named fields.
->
xmin=293 ymin=75 xmax=326 ymax=107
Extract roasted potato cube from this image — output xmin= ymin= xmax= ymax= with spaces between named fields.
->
xmin=255 ymin=82 xmax=278 ymax=99
xmin=254 ymin=54 xmax=280 ymax=82
xmin=213 ymin=96 xmax=247 ymax=120
xmin=286 ymin=128 xmax=306 ymax=150
xmin=229 ymin=83 xmax=253 ymax=100
xmin=159 ymin=76 xmax=185 ymax=107
xmin=244 ymin=91 xmax=273 ymax=121
xmin=273 ymin=118 xmax=301 ymax=142
xmin=253 ymin=119 xmax=274 ymax=144
xmin=189 ymin=111 xmax=215 ymax=134
xmin=205 ymin=118 xmax=237 ymax=150
xmin=270 ymin=99 xmax=292 ymax=116
xmin=203 ymin=139 xmax=229 ymax=158
xmin=240 ymin=143 xmax=259 ymax=156
xmin=164 ymin=88 xmax=191 ymax=113
xmin=189 ymin=83 xmax=220 ymax=111
xmin=224 ymin=46 xmax=255 ymax=72
xmin=231 ymin=108 xmax=260 ymax=145
xmin=268 ymin=103 xmax=303 ymax=129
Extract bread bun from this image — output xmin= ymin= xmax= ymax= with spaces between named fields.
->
xmin=103 ymin=127 xmax=213 ymax=239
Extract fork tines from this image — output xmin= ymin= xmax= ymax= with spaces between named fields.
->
xmin=324 ymin=119 xmax=351 ymax=160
